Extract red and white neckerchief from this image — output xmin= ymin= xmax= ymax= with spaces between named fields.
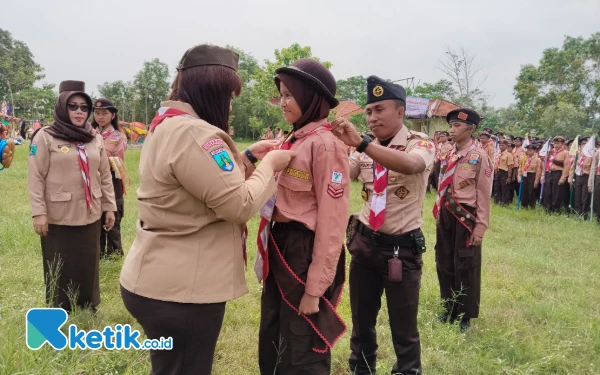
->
xmin=150 ymin=107 xmax=196 ymax=132
xmin=369 ymin=144 xmax=404 ymax=232
xmin=597 ymin=157 xmax=600 ymax=175
xmin=100 ymin=127 xmax=115 ymax=139
xmin=74 ymin=142 xmax=93 ymax=211
xmin=546 ymin=147 xmax=565 ymax=172
xmin=575 ymin=154 xmax=586 ymax=176
xmin=433 ymin=141 xmax=477 ymax=219
xmin=523 ymin=156 xmax=533 ymax=177
xmin=255 ymin=124 xmax=331 ymax=283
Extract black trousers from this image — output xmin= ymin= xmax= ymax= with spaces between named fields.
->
xmin=258 ymin=224 xmax=331 ymax=375
xmin=521 ymin=173 xmax=537 ymax=209
xmin=121 ymin=286 xmax=226 ymax=375
xmin=436 ymin=206 xmax=482 ymax=320
xmin=593 ymin=176 xmax=600 ymax=222
xmin=543 ymin=171 xmax=568 ymax=213
xmin=347 ymin=231 xmax=423 ymax=375
xmin=432 ymin=161 xmax=441 ymax=191
xmin=41 ymin=220 xmax=101 ymax=312
xmin=573 ymin=174 xmax=591 ymax=217
xmin=101 ymin=175 xmax=124 ymax=257
xmin=493 ymin=170 xmax=510 ymax=205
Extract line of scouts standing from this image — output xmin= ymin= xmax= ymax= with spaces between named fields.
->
xmin=27 ymin=44 xmax=496 ymax=375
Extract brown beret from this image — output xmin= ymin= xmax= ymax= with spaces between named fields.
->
xmin=59 ymin=80 xmax=85 ymax=93
xmin=553 ymin=136 xmax=566 ymax=143
xmin=178 ymin=44 xmax=239 ymax=71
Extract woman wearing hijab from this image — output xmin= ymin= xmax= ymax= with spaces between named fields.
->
xmin=92 ymin=98 xmax=127 ymax=257
xmin=256 ymin=58 xmax=349 ymax=375
xmin=119 ymin=44 xmax=294 ymax=375
xmin=28 ymin=81 xmax=116 ymax=313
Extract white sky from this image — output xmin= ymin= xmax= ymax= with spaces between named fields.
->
xmin=4 ymin=0 xmax=599 ymax=107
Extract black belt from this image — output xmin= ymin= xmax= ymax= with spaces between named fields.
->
xmin=356 ymin=221 xmax=417 ymax=248
xmin=272 ymin=221 xmax=312 ymax=232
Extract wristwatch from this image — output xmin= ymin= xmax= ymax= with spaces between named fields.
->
xmin=244 ymin=148 xmax=258 ymax=164
xmin=356 ymin=134 xmax=373 ymax=153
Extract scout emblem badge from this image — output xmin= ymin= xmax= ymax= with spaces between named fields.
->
xmin=210 ymin=148 xmax=234 ymax=172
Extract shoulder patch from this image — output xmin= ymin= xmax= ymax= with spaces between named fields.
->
xmin=202 ymin=138 xmax=224 ymax=150
xmin=210 ymin=148 xmax=234 ymax=172
xmin=416 ymin=140 xmax=434 ymax=150
xmin=29 ymin=144 xmax=37 ymax=156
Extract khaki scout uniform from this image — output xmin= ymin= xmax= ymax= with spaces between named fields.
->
xmin=347 ymin=126 xmax=434 ymax=375
xmin=542 ymin=148 xmax=571 ymax=212
xmin=493 ymin=149 xmax=514 ymax=205
xmin=569 ymin=150 xmax=593 ymax=217
xmin=518 ymin=154 xmax=542 ymax=209
xmin=99 ymin=125 xmax=127 ymax=256
xmin=436 ymin=141 xmax=492 ymax=323
xmin=259 ymin=120 xmax=350 ymax=375
xmin=120 ymin=101 xmax=277 ymax=304
xmin=28 ymin=128 xmax=117 ymax=312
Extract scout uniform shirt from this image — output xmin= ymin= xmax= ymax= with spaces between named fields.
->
xmin=120 ymin=100 xmax=277 ymax=304
xmin=447 ymin=142 xmax=493 ymax=238
xmin=28 ymin=128 xmax=117 ymax=225
xmin=349 ymin=126 xmax=435 ymax=236
xmin=513 ymin=147 xmax=525 ymax=171
xmin=101 ymin=125 xmax=127 ymax=160
xmin=483 ymin=140 xmax=496 ymax=168
xmin=497 ymin=150 xmax=514 ymax=172
xmin=588 ymin=149 xmax=600 ymax=192
xmin=569 ymin=150 xmax=593 ymax=179
xmin=548 ymin=148 xmax=571 ymax=183
xmin=518 ymin=154 xmax=543 ymax=186
xmin=272 ymin=120 xmax=350 ymax=297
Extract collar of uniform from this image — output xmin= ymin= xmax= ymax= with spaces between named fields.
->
xmin=160 ymin=100 xmax=200 ymax=119
xmin=294 ymin=118 xmax=328 ymax=138
xmin=100 ymin=125 xmax=115 ymax=133
xmin=455 ymin=140 xmax=475 ymax=159
xmin=375 ymin=125 xmax=408 ymax=147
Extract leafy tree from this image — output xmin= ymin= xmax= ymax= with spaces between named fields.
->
xmin=0 ymin=29 xmax=45 ymax=99
xmin=132 ymin=58 xmax=170 ymax=124
xmin=538 ymin=102 xmax=587 ymax=138
xmin=514 ymin=33 xmax=600 ymax=132
xmin=12 ymin=83 xmax=56 ymax=121
xmin=349 ymin=112 xmax=369 ymax=134
xmin=407 ymin=79 xmax=456 ymax=101
xmin=336 ymin=76 xmax=367 ymax=107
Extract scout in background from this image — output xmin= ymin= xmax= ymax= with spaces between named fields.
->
xmin=493 ymin=140 xmax=514 ymax=206
xmin=120 ymin=45 xmax=293 ymax=375
xmin=589 ymin=141 xmax=600 ymax=222
xmin=28 ymin=80 xmax=116 ymax=313
xmin=433 ymin=108 xmax=493 ymax=332
xmin=257 ymin=58 xmax=349 ymax=375
xmin=569 ymin=136 xmax=592 ymax=218
xmin=518 ymin=143 xmax=543 ymax=209
xmin=542 ymin=136 xmax=571 ymax=213
xmin=92 ymin=98 xmax=127 ymax=256
xmin=333 ymin=76 xmax=434 ymax=375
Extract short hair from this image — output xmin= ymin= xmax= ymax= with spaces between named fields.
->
xmin=393 ymin=100 xmax=406 ymax=110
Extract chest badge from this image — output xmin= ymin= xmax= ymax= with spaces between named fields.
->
xmin=395 ymin=186 xmax=410 ymax=200
xmin=361 ymin=191 xmax=368 ymax=201
xmin=61 ymin=146 xmax=70 ymax=153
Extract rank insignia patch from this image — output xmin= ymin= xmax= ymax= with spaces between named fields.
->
xmin=327 ymin=185 xmax=344 ymax=198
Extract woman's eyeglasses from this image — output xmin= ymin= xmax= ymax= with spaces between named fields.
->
xmin=67 ymin=104 xmax=90 ymax=112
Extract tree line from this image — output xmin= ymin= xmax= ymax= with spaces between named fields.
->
xmin=2 ymin=27 xmax=599 ymax=139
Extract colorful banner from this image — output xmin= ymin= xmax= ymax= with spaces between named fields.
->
xmin=405 ymin=97 xmax=430 ymax=119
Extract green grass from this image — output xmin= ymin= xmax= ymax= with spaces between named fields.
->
xmin=1 ymin=142 xmax=599 ymax=374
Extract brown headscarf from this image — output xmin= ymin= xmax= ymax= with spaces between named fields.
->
xmin=45 ymin=90 xmax=95 ymax=143
xmin=275 ymin=73 xmax=331 ymax=129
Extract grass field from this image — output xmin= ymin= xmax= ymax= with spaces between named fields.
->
xmin=1 ymin=142 xmax=599 ymax=375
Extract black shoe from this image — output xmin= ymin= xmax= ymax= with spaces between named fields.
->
xmin=459 ymin=318 xmax=471 ymax=332
xmin=438 ymin=312 xmax=452 ymax=324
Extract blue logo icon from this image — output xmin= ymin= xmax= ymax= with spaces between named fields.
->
xmin=26 ymin=308 xmax=68 ymax=350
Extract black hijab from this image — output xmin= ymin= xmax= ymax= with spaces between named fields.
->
xmin=45 ymin=90 xmax=95 ymax=143
xmin=275 ymin=73 xmax=331 ymax=130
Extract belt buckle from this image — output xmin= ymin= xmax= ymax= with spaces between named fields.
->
xmin=372 ymin=231 xmax=382 ymax=246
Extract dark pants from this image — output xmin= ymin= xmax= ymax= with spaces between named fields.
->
xmin=432 ymin=160 xmax=441 ymax=190
xmin=121 ymin=286 xmax=225 ymax=375
xmin=101 ymin=175 xmax=124 ymax=257
xmin=543 ymin=171 xmax=567 ymax=213
xmin=521 ymin=173 xmax=537 ymax=209
xmin=436 ymin=206 xmax=482 ymax=320
xmin=41 ymin=220 xmax=101 ymax=312
xmin=258 ymin=223 xmax=331 ymax=375
xmin=573 ymin=174 xmax=591 ymax=217
xmin=347 ymin=230 xmax=423 ymax=375
xmin=593 ymin=175 xmax=600 ymax=222
xmin=493 ymin=169 xmax=510 ymax=205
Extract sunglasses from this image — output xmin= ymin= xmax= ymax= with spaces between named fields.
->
xmin=67 ymin=103 xmax=90 ymax=113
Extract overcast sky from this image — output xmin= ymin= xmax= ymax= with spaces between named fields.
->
xmin=4 ymin=0 xmax=599 ymax=107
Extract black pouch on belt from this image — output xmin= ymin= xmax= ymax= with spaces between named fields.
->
xmin=346 ymin=214 xmax=359 ymax=244
xmin=388 ymin=247 xmax=402 ymax=282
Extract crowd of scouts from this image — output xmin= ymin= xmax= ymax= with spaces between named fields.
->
xmin=430 ymin=129 xmax=600 ymax=221
xmin=24 ymin=42 xmax=594 ymax=375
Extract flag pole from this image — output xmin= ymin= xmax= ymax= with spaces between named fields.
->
xmin=591 ymin=171 xmax=596 ymax=224
xmin=569 ymin=152 xmax=578 ymax=215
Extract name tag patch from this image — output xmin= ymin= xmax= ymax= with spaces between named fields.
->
xmin=461 ymin=162 xmax=476 ymax=170
xmin=210 ymin=148 xmax=234 ymax=172
xmin=202 ymin=138 xmax=224 ymax=150
xmin=286 ymin=168 xmax=309 ymax=180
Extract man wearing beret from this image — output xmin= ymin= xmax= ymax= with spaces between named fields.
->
xmin=332 ymin=76 xmax=434 ymax=375
xmin=433 ymin=108 xmax=493 ymax=332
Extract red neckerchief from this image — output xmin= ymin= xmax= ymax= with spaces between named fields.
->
xmin=523 ymin=156 xmax=533 ymax=177
xmin=100 ymin=127 xmax=115 ymax=139
xmin=546 ymin=147 xmax=565 ymax=172
xmin=576 ymin=153 xmax=586 ymax=176
xmin=369 ymin=144 xmax=404 ymax=231
xmin=150 ymin=107 xmax=196 ymax=132
xmin=74 ymin=142 xmax=92 ymax=211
